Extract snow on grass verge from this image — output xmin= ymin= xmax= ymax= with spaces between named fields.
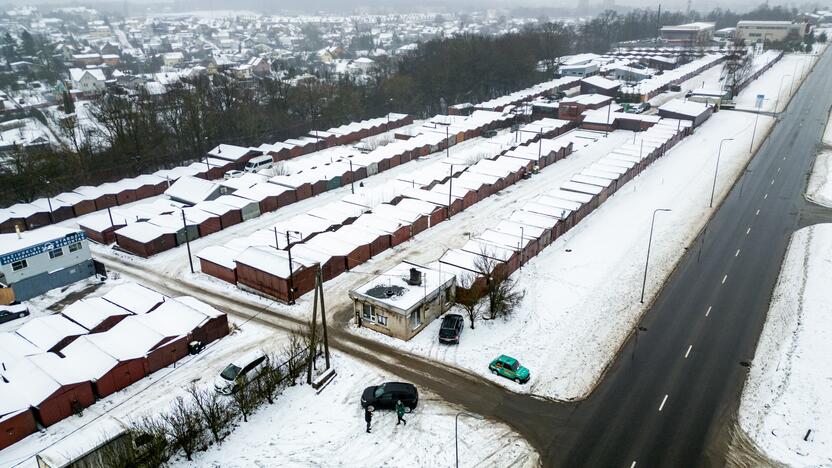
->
xmin=806 ymin=150 xmax=832 ymax=208
xmin=738 ymin=224 xmax=832 ymax=467
xmin=180 ymin=353 xmax=538 ymax=468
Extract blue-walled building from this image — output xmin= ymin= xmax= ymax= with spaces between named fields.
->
xmin=0 ymin=227 xmax=95 ymax=302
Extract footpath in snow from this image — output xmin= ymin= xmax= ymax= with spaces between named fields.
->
xmin=347 ymin=51 xmax=821 ymax=401
xmin=806 ymin=107 xmax=832 ymax=207
xmin=738 ymin=224 xmax=832 ymax=467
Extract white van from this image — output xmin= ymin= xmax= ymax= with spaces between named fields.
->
xmin=214 ymin=350 xmax=269 ymax=394
xmin=244 ymin=155 xmax=274 ymax=173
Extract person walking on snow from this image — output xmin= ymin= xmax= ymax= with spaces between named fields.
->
xmin=365 ymin=407 xmax=373 ymax=433
xmin=395 ymin=400 xmax=407 ymax=426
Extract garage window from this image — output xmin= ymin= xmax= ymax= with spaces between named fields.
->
xmin=377 ymin=314 xmax=388 ymax=327
xmin=49 ymin=248 xmax=64 ymax=259
xmin=68 ymin=242 xmax=82 ymax=252
xmin=11 ymin=259 xmax=28 ymax=271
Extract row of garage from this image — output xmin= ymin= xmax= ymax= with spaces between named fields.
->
xmin=196 ymin=119 xmax=577 ymax=304
xmin=438 ymin=117 xmax=698 ymax=298
xmin=88 ymin=111 xmax=520 ymax=258
xmin=0 ymin=114 xmax=414 ymax=236
xmin=0 ymin=283 xmax=229 ymax=450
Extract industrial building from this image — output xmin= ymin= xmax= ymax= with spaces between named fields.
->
xmin=736 ymin=20 xmax=807 ymax=43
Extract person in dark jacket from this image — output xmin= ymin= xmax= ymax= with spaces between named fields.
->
xmin=365 ymin=407 xmax=373 ymax=433
xmin=395 ymin=400 xmax=407 ymax=426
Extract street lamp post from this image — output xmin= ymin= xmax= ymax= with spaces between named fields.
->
xmin=447 ymin=164 xmax=453 ymax=220
xmin=640 ymin=208 xmax=671 ymax=303
xmin=285 ymin=230 xmax=302 ymax=305
xmin=710 ymin=138 xmax=734 ymax=208
xmin=349 ymin=161 xmax=355 ymax=194
xmin=773 ymin=74 xmax=792 ymax=115
xmin=455 ymin=412 xmax=484 ymax=468
xmin=42 ymin=178 xmax=54 ymax=224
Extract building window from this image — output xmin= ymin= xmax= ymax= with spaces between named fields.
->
xmin=49 ymin=248 xmax=64 ymax=259
xmin=68 ymin=242 xmax=82 ymax=253
xmin=11 ymin=259 xmax=28 ymax=271
xmin=362 ymin=303 xmax=375 ymax=322
xmin=409 ymin=309 xmax=422 ymax=330
xmin=377 ymin=314 xmax=388 ymax=327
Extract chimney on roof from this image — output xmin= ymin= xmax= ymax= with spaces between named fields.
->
xmin=407 ymin=267 xmax=422 ymax=286
xmin=14 ymin=224 xmax=22 ymax=239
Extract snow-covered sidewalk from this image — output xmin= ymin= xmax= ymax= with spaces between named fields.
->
xmin=806 ymin=107 xmax=832 ymax=207
xmin=179 ymin=353 xmax=537 ymax=468
xmin=738 ymin=224 xmax=832 ymax=467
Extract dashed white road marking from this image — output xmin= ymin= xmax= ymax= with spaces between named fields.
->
xmin=685 ymin=345 xmax=693 ymax=359
xmin=659 ymin=394 xmax=669 ymax=412
xmin=746 ymin=227 xmax=751 ymax=235
xmin=735 ymin=249 xmax=741 ymax=257
xmin=771 ymin=179 xmax=775 ymax=185
xmin=764 ymin=193 xmax=768 ymax=199
xmin=630 ymin=461 xmax=637 ymax=468
xmin=722 ymin=274 xmax=728 ymax=284
xmin=756 ymin=209 xmax=760 ymax=216
xmin=706 ymin=306 xmax=712 ymax=317
xmin=777 ymin=167 xmax=781 ymax=173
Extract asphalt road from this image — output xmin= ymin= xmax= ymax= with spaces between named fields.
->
xmin=96 ymin=48 xmax=832 ymax=468
xmin=545 ymin=47 xmax=832 ymax=467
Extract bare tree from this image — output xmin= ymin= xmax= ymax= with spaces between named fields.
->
xmin=188 ymin=385 xmax=233 ymax=445
xmin=162 ymin=396 xmax=205 ymax=461
xmin=473 ymin=246 xmax=525 ymax=320
xmin=455 ymin=273 xmax=483 ymax=329
xmin=128 ymin=415 xmax=169 ymax=467
xmin=283 ymin=327 xmax=308 ymax=386
xmin=253 ymin=355 xmax=283 ymax=405
xmin=721 ymin=40 xmax=753 ymax=98
xmin=229 ymin=375 xmax=259 ymax=423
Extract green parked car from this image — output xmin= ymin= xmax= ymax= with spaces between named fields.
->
xmin=488 ymin=355 xmax=530 ymax=384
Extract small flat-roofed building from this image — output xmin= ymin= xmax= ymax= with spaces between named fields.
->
xmin=657 ymin=99 xmax=715 ymax=127
xmin=349 ymin=261 xmax=455 ymax=340
xmin=580 ymin=75 xmax=621 ymax=97
xmin=660 ymin=22 xmax=715 ymax=46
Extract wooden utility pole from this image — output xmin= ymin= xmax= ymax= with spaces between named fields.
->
xmin=306 ymin=267 xmax=331 ymax=385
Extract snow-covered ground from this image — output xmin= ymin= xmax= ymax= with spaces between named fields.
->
xmin=806 ymin=105 xmax=832 ymax=208
xmin=734 ymin=52 xmax=819 ymax=113
xmin=93 ymin=52 xmax=821 ymax=403
xmin=345 ymin=52 xmax=822 ymax=400
xmin=0 ymin=306 xmax=283 ymax=467
xmin=181 ymin=353 xmax=537 ymax=468
xmin=738 ymin=224 xmax=832 ymax=467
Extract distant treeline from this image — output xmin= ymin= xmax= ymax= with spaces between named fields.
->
xmin=0 ymin=5 xmax=798 ymax=205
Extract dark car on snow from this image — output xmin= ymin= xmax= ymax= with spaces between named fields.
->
xmin=0 ymin=304 xmax=29 ymax=325
xmin=438 ymin=313 xmax=464 ymax=344
xmin=361 ymin=382 xmax=418 ymax=411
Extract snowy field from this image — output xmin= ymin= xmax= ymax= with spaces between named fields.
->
xmin=347 ymin=51 xmax=822 ymax=400
xmin=181 ymin=353 xmax=537 ymax=468
xmin=738 ymin=224 xmax=832 ymax=467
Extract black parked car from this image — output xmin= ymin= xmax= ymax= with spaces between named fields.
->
xmin=361 ymin=382 xmax=418 ymax=411
xmin=438 ymin=313 xmax=464 ymax=344
xmin=0 ymin=304 xmax=29 ymax=325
